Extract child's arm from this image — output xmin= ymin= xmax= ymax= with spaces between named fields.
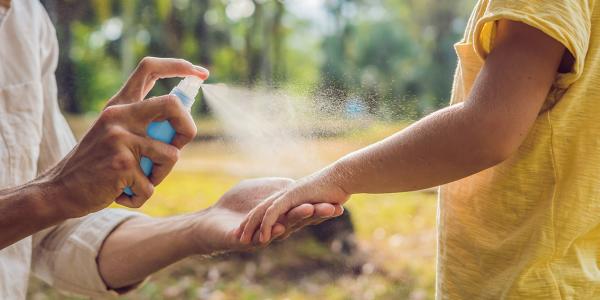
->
xmin=238 ymin=20 xmax=568 ymax=244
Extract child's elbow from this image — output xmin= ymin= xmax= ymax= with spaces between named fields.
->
xmin=477 ymin=135 xmax=521 ymax=167
xmin=484 ymin=145 xmax=514 ymax=167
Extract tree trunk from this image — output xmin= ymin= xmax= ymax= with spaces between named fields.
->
xmin=270 ymin=0 xmax=285 ymax=87
xmin=194 ymin=0 xmax=212 ymax=115
xmin=120 ymin=0 xmax=136 ymax=78
xmin=246 ymin=0 xmax=263 ymax=86
xmin=41 ymin=0 xmax=82 ymax=113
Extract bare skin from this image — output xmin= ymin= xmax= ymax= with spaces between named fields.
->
xmin=0 ymin=54 xmax=338 ymax=292
xmin=97 ymin=178 xmax=343 ymax=289
xmin=0 ymin=57 xmax=208 ymax=250
xmin=237 ymin=20 xmax=569 ymax=243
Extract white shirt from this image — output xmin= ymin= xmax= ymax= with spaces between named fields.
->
xmin=0 ymin=1 xmax=142 ymax=298
xmin=0 ymin=6 xmax=6 ymax=24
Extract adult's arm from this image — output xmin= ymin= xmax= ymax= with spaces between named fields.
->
xmin=27 ymin=55 xmax=207 ymax=297
xmin=0 ymin=183 xmax=66 ymax=248
xmin=239 ymin=20 xmax=569 ymax=243
xmin=96 ymin=178 xmax=343 ymax=290
xmin=0 ymin=58 xmax=208 ymax=250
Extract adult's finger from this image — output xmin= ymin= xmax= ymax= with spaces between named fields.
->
xmin=274 ymin=204 xmax=343 ymax=241
xmin=169 ymin=112 xmax=197 ymax=149
xmin=133 ymin=135 xmax=180 ymax=185
xmin=313 ymin=203 xmax=336 ymax=218
xmin=127 ymin=95 xmax=197 ymax=148
xmin=272 ymin=204 xmax=314 ymax=241
xmin=273 ymin=223 xmax=285 ymax=235
xmin=118 ymin=57 xmax=209 ymax=103
xmin=285 ymin=204 xmax=314 ymax=225
xmin=115 ymin=164 xmax=154 ymax=208
xmin=305 ymin=204 xmax=344 ymax=226
xmin=271 ymin=223 xmax=286 ymax=241
xmin=283 ymin=203 xmax=338 ymax=229
xmin=333 ymin=204 xmax=344 ymax=217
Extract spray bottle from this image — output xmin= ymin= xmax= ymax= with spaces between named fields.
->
xmin=124 ymin=76 xmax=203 ymax=196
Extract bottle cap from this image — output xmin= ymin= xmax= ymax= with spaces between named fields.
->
xmin=176 ymin=76 xmax=203 ymax=107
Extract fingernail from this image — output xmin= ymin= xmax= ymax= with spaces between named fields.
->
xmin=194 ymin=65 xmax=210 ymax=76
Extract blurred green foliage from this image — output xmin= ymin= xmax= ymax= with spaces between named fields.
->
xmin=41 ymin=0 xmax=475 ymax=119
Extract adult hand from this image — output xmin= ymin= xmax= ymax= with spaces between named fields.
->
xmin=40 ymin=57 xmax=209 ymax=218
xmin=96 ymin=177 xmax=342 ymax=288
xmin=189 ymin=178 xmax=344 ymax=254
xmin=237 ymin=169 xmax=350 ymax=244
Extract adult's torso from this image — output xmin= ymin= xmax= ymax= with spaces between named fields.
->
xmin=0 ymin=0 xmax=58 ymax=298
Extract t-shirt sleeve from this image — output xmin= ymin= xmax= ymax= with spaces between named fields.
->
xmin=473 ymin=0 xmax=593 ymax=88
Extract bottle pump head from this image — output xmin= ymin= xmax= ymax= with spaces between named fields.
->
xmin=175 ymin=76 xmax=203 ymax=108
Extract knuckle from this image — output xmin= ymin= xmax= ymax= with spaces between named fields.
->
xmin=143 ymin=184 xmax=155 ymax=198
xmin=245 ymin=212 xmax=256 ymax=224
xmin=105 ymin=125 xmax=128 ymax=141
xmin=139 ymin=56 xmax=155 ymax=69
xmin=111 ymin=152 xmax=135 ymax=171
xmin=265 ymin=206 xmax=276 ymax=218
xmin=130 ymin=199 xmax=144 ymax=208
xmin=271 ymin=198 xmax=284 ymax=210
xmin=255 ymin=203 xmax=268 ymax=214
xmin=156 ymin=96 xmax=177 ymax=116
xmin=166 ymin=147 xmax=180 ymax=164
xmin=148 ymin=71 xmax=160 ymax=82
xmin=163 ymin=95 xmax=181 ymax=111
xmin=247 ymin=217 xmax=258 ymax=228
xmin=122 ymin=202 xmax=137 ymax=209
xmin=105 ymin=96 xmax=125 ymax=107
xmin=99 ymin=105 xmax=121 ymax=123
xmin=188 ymin=122 xmax=198 ymax=138
xmin=176 ymin=58 xmax=190 ymax=66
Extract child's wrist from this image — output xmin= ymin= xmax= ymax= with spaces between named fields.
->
xmin=322 ymin=161 xmax=353 ymax=196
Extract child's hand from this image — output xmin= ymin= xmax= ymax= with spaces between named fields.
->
xmin=236 ymin=171 xmax=350 ymax=244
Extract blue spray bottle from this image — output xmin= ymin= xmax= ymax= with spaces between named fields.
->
xmin=124 ymin=76 xmax=203 ymax=196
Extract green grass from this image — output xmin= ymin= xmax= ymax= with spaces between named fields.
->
xmin=29 ymin=118 xmax=437 ymax=300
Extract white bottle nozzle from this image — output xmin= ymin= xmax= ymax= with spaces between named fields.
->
xmin=172 ymin=76 xmax=203 ymax=109
xmin=178 ymin=76 xmax=203 ymax=99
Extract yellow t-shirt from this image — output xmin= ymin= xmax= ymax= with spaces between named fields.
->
xmin=439 ymin=0 xmax=599 ymax=299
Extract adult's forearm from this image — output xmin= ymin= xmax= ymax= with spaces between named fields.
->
xmin=331 ymin=103 xmax=505 ymax=194
xmin=97 ymin=213 xmax=203 ymax=289
xmin=0 ymin=180 xmax=67 ymax=249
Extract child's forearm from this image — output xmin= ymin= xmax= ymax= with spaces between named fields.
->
xmin=239 ymin=20 xmax=567 ymax=243
xmin=327 ymin=20 xmax=566 ymax=196
xmin=330 ymin=102 xmax=506 ymax=195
